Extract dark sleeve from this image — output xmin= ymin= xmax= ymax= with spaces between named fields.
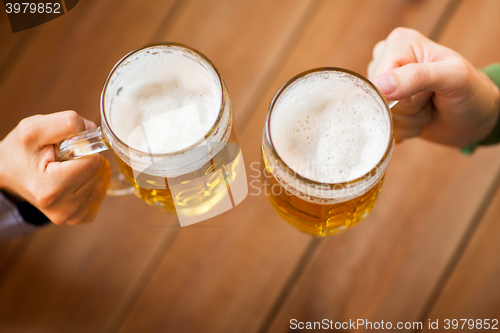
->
xmin=0 ymin=191 xmax=50 ymax=244
xmin=461 ymin=63 xmax=500 ymax=154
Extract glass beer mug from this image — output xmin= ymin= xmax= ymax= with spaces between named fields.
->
xmin=261 ymin=68 xmax=395 ymax=237
xmin=56 ymin=43 xmax=246 ymax=224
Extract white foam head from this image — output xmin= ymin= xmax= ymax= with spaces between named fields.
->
xmin=270 ymin=70 xmax=390 ymax=184
xmin=105 ymin=45 xmax=222 ymax=155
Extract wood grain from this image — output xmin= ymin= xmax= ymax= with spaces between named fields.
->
xmin=0 ymin=0 xmax=180 ymax=331
xmin=2 ymin=0 xmax=499 ymax=332
xmin=0 ymin=0 xmax=97 ymax=288
xmin=0 ymin=0 xmax=99 ymax=136
xmin=118 ymin=1 xmax=456 ymax=333
xmin=420 ymin=175 xmax=500 ymax=331
xmin=267 ymin=0 xmax=500 ymax=331
xmin=419 ymin=0 xmax=500 ymax=329
xmin=158 ymin=0 xmax=317 ymax=127
xmin=0 ymin=0 xmax=318 ymax=332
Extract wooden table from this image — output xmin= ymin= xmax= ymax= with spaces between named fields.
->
xmin=1 ymin=0 xmax=500 ymax=332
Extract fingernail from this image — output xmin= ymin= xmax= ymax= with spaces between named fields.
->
xmin=375 ymin=74 xmax=397 ymax=94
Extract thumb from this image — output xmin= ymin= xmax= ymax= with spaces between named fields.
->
xmin=373 ymin=60 xmax=468 ymax=101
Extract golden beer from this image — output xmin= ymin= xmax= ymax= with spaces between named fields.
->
xmin=261 ymin=68 xmax=394 ymax=237
xmin=101 ymin=43 xmax=239 ymax=216
xmin=116 ymin=130 xmax=241 ymax=216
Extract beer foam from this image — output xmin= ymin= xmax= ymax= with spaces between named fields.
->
xmin=106 ymin=45 xmax=222 ymax=154
xmin=270 ymin=71 xmax=390 ymax=184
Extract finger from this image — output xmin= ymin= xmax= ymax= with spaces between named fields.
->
xmin=390 ymin=91 xmax=433 ymax=116
xmin=66 ymin=160 xmax=110 ymax=225
xmin=395 ymin=126 xmax=423 ymax=143
xmin=368 ymin=40 xmax=387 ymax=80
xmin=72 ymin=154 xmax=110 ymax=195
xmin=24 ymin=111 xmax=89 ymax=146
xmin=45 ymin=153 xmax=105 ymax=195
xmin=373 ymin=59 xmax=472 ymax=101
xmin=372 ymin=40 xmax=386 ymax=60
xmin=372 ymin=28 xmax=428 ymax=77
xmin=66 ymin=190 xmax=93 ymax=226
xmin=367 ymin=60 xmax=377 ymax=80
xmin=393 ymin=109 xmax=432 ymax=129
xmin=83 ymin=118 xmax=97 ymax=130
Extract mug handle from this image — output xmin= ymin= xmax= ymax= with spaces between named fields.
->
xmin=55 ymin=127 xmax=134 ymax=196
xmin=388 ymin=100 xmax=398 ymax=109
xmin=55 ymin=127 xmax=108 ymax=161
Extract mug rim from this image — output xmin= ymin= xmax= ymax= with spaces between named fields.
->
xmin=264 ymin=67 xmax=395 ymax=189
xmin=100 ymin=42 xmax=227 ymax=158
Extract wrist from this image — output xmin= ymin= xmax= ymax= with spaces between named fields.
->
xmin=0 ymin=140 xmax=26 ymax=201
xmin=0 ymin=142 xmax=15 ymax=197
xmin=0 ymin=141 xmax=10 ymax=194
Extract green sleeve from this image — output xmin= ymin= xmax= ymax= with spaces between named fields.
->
xmin=461 ymin=63 xmax=500 ymax=154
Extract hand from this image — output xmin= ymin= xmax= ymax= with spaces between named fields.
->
xmin=368 ymin=27 xmax=500 ymax=146
xmin=0 ymin=111 xmax=111 ymax=225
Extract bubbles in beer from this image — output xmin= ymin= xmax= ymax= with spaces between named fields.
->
xmin=270 ymin=71 xmax=390 ymax=183
xmin=106 ymin=46 xmax=222 ymax=154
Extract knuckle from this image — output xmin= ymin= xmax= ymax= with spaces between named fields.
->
xmin=387 ymin=27 xmax=406 ymax=40
xmin=17 ymin=116 xmax=40 ymax=143
xmin=63 ymin=111 xmax=83 ymax=134
xmin=407 ymin=63 xmax=429 ymax=86
xmin=87 ymin=153 xmax=105 ymax=172
xmin=51 ymin=217 xmax=66 ymax=225
xmin=45 ymin=208 xmax=72 ymax=225
xmin=34 ymin=188 xmax=58 ymax=209
xmin=52 ymin=209 xmax=74 ymax=225
xmin=372 ymin=40 xmax=386 ymax=57
xmin=389 ymin=27 xmax=415 ymax=39
xmin=451 ymin=58 xmax=472 ymax=81
xmin=387 ymin=27 xmax=423 ymax=46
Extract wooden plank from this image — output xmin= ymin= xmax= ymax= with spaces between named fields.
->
xmin=0 ymin=10 xmax=24 ymax=78
xmin=118 ymin=1 xmax=455 ymax=333
xmin=438 ymin=0 xmax=500 ymax=67
xmin=156 ymin=0 xmax=316 ymax=127
xmin=0 ymin=0 xmax=180 ymax=331
xmin=0 ymin=0 xmax=95 ymax=278
xmin=0 ymin=0 xmax=177 ymax=136
xmin=419 ymin=0 xmax=500 ymax=328
xmin=0 ymin=0 xmax=318 ymax=332
xmin=268 ymin=145 xmax=500 ymax=332
xmin=267 ymin=0 xmax=500 ymax=331
xmin=0 ymin=6 xmax=33 ymax=74
xmin=0 ymin=237 xmax=31 ymax=278
xmin=0 ymin=0 xmax=95 ymax=137
xmin=419 ymin=179 xmax=500 ymax=331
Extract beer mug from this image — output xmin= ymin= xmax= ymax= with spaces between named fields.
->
xmin=56 ymin=43 xmax=246 ymax=223
xmin=261 ymin=68 xmax=395 ymax=237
